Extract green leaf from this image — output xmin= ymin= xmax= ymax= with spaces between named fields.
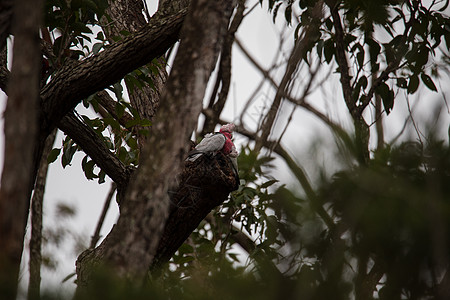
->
xmin=260 ymin=179 xmax=278 ymax=189
xmin=113 ymin=82 xmax=123 ymax=100
xmin=96 ymin=31 xmax=104 ymax=41
xmin=47 ymin=148 xmax=61 ymax=164
xmin=62 ymin=140 xmax=77 ymax=168
xmin=178 ymin=243 xmax=194 ymax=255
xmin=61 ymin=272 xmax=76 ymax=283
xmin=420 ymin=73 xmax=437 ymax=92
xmin=118 ymin=146 xmax=128 ymax=162
xmin=92 ymin=42 xmax=103 ymax=54
xmin=98 ymin=169 xmax=106 ymax=184
xmin=139 ymin=118 xmax=152 ymax=127
xmin=115 ymin=102 xmax=125 ymax=119
xmin=228 ymin=252 xmax=240 ymax=263
xmin=81 ymin=156 xmax=96 ymax=180
xmin=103 ymin=116 xmax=121 ymax=131
xmin=124 ymin=119 xmax=141 ymax=129
xmin=119 ymin=30 xmax=130 ymax=36
xmin=71 ymin=22 xmax=92 ymax=34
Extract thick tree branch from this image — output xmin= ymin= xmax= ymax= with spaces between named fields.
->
xmin=58 ymin=113 xmax=131 ymax=187
xmin=39 ymin=7 xmax=188 ymax=135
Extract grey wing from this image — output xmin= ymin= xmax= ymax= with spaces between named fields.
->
xmin=195 ymin=134 xmax=226 ymax=152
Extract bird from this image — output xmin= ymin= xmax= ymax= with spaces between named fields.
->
xmin=186 ymin=123 xmax=239 ymax=175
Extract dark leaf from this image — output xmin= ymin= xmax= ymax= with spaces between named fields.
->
xmin=284 ymin=4 xmax=292 ymax=25
xmin=420 ymin=73 xmax=437 ymax=92
xmin=408 ymin=75 xmax=420 ymax=94
xmin=47 ymin=148 xmax=61 ymax=164
xmin=92 ymin=42 xmax=103 ymax=54
xmin=81 ymin=156 xmax=96 ymax=180
xmin=260 ymin=179 xmax=278 ymax=189
xmin=323 ymin=39 xmax=334 ymax=63
xmin=375 ymin=82 xmax=394 ymax=114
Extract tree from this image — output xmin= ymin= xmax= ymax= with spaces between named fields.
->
xmin=0 ymin=0 xmax=450 ymax=299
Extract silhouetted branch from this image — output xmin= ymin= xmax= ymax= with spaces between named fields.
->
xmin=90 ymin=183 xmax=117 ymax=249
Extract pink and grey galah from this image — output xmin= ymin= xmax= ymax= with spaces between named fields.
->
xmin=186 ymin=123 xmax=239 ymax=174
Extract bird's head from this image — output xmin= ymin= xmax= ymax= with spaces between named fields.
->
xmin=219 ymin=123 xmax=235 ymax=137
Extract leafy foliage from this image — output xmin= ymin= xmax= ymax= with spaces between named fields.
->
xmin=264 ymin=0 xmax=450 ymax=115
xmin=44 ymin=0 xmax=108 ymax=63
xmin=33 ymin=0 xmax=450 ymax=299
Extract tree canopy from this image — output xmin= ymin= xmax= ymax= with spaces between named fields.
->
xmin=0 ymin=0 xmax=450 ymax=299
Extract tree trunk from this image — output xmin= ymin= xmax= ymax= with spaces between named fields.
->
xmin=75 ymin=0 xmax=233 ymax=291
xmin=0 ymin=0 xmax=43 ymax=298
xmin=100 ymin=0 xmax=169 ymax=152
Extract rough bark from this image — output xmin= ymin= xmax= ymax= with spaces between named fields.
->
xmin=28 ymin=129 xmax=56 ymax=300
xmin=58 ymin=112 xmax=132 ymax=187
xmin=151 ymin=152 xmax=239 ymax=270
xmin=39 ymin=7 xmax=187 ymax=136
xmin=0 ymin=45 xmax=7 ymax=92
xmin=75 ymin=0 xmax=233 ymax=291
xmin=101 ymin=0 xmax=170 ymax=151
xmin=0 ymin=0 xmax=42 ymax=298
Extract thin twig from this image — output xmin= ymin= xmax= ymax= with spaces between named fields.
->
xmin=89 ymin=182 xmax=117 ymax=249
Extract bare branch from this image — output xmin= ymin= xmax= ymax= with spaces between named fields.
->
xmin=236 ymin=34 xmax=344 ymax=137
xmin=203 ymin=0 xmax=246 ymax=134
xmin=90 ymin=183 xmax=117 ymax=249
xmin=254 ymin=1 xmax=324 ymax=152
